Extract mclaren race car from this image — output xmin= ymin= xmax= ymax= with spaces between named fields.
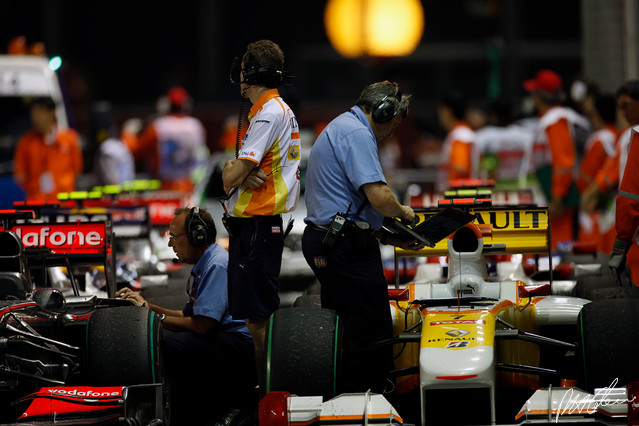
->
xmin=0 ymin=209 xmax=166 ymax=425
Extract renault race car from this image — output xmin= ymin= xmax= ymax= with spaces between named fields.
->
xmin=0 ymin=209 xmax=166 ymax=425
xmin=258 ymin=200 xmax=639 ymax=425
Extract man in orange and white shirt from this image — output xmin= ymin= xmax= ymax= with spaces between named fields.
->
xmin=436 ymin=91 xmax=477 ymax=191
xmin=129 ymin=87 xmax=207 ymax=192
xmin=222 ymin=40 xmax=300 ymax=381
xmin=14 ymin=97 xmax=83 ymax=200
xmin=523 ymin=69 xmax=580 ymax=249
xmin=607 ymin=81 xmax=639 ymax=283
xmin=576 ymin=94 xmax=619 ymax=250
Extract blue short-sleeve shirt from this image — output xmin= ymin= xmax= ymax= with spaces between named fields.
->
xmin=304 ymin=106 xmax=387 ymax=230
xmin=182 ymin=243 xmax=250 ymax=338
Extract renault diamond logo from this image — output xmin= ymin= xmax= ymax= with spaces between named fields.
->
xmin=446 ymin=329 xmax=469 ymax=337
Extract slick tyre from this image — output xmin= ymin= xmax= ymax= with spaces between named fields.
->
xmin=578 ymin=299 xmax=639 ymax=393
xmin=264 ymin=307 xmax=341 ymax=400
xmin=292 ymin=294 xmax=322 ymax=308
xmin=86 ymin=306 xmax=163 ymax=386
xmin=574 ymin=275 xmax=617 ymax=300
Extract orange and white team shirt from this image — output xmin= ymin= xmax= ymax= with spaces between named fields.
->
xmin=437 ymin=121 xmax=477 ymax=191
xmin=593 ymin=126 xmax=633 ymax=194
xmin=529 ymin=106 xmax=577 ymax=200
xmin=132 ymin=114 xmax=207 ymax=182
xmin=225 ymin=89 xmax=301 ymax=218
xmin=577 ymin=124 xmax=618 ymax=193
xmin=616 ymin=125 xmax=639 ymax=243
xmin=615 ymin=126 xmax=639 ymax=284
xmin=577 ymin=124 xmax=618 ymax=249
xmin=153 ymin=115 xmax=207 ymax=181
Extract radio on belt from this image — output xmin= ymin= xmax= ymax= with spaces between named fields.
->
xmin=322 ymin=202 xmax=352 ymax=248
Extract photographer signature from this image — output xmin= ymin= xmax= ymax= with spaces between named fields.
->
xmin=556 ymin=378 xmax=636 ymax=422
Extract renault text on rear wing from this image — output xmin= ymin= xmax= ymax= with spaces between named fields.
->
xmin=397 ymin=206 xmax=550 ymax=256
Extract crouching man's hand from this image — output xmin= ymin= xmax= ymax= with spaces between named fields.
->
xmin=115 ymin=288 xmax=148 ymax=307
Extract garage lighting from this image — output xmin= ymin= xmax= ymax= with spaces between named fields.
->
xmin=324 ymin=0 xmax=424 ymax=58
xmin=49 ymin=56 xmax=62 ymax=71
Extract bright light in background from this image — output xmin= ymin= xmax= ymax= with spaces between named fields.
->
xmin=324 ymin=0 xmax=424 ymax=58
xmin=48 ymin=56 xmax=62 ymax=71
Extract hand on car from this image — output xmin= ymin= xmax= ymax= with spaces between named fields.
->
xmin=115 ymin=288 xmax=147 ymax=307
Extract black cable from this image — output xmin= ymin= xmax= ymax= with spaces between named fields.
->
xmin=235 ymin=98 xmax=245 ymax=160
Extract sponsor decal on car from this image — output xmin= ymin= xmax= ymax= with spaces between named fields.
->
xmin=398 ymin=206 xmax=550 ymax=255
xmin=19 ymin=386 xmax=124 ymax=419
xmin=422 ymin=310 xmax=498 ymax=350
xmin=13 ymin=222 xmax=106 ymax=253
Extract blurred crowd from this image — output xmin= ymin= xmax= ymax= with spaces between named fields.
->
xmin=420 ymin=70 xmax=639 ymax=282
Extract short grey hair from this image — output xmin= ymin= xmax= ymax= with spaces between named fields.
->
xmin=356 ymin=81 xmax=411 ymax=118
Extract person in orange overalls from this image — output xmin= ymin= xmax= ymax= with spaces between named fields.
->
xmin=13 ymin=97 xmax=83 ymax=200
xmin=523 ymin=70 xmax=579 ymax=249
xmin=436 ymin=91 xmax=477 ymax=191
xmin=607 ymin=81 xmax=639 ymax=284
xmin=576 ymin=94 xmax=619 ymax=250
xmin=129 ymin=87 xmax=207 ymax=193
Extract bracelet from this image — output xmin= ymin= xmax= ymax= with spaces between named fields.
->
xmin=158 ymin=314 xmax=166 ymax=322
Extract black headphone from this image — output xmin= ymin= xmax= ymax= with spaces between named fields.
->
xmin=187 ymin=206 xmax=209 ymax=247
xmin=242 ymin=66 xmax=285 ymax=88
xmin=229 ymin=56 xmax=287 ymax=88
xmin=372 ymin=85 xmax=403 ymax=123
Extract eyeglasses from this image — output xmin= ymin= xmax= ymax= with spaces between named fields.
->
xmin=168 ymin=232 xmax=187 ymax=244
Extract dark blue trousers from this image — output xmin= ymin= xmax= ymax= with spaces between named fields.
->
xmin=302 ymin=225 xmax=394 ymax=393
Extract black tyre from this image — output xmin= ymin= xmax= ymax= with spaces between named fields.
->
xmin=574 ymin=275 xmax=617 ymax=300
xmin=264 ymin=307 xmax=341 ymax=400
xmin=589 ymin=286 xmax=639 ymax=300
xmin=292 ymin=294 xmax=322 ymax=308
xmin=86 ymin=306 xmax=163 ymax=386
xmin=578 ymin=299 xmax=639 ymax=393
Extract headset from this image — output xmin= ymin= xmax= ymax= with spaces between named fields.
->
xmin=229 ymin=56 xmax=289 ymax=88
xmin=372 ymin=85 xmax=403 ymax=123
xmin=187 ymin=206 xmax=209 ymax=247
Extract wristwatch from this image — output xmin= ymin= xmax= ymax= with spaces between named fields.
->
xmin=158 ymin=313 xmax=166 ymax=322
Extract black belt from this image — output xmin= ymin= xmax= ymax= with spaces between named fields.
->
xmin=308 ymin=223 xmax=329 ymax=232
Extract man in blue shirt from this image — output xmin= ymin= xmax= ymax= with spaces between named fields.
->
xmin=303 ymin=81 xmax=415 ymax=393
xmin=117 ymin=207 xmax=254 ymax=425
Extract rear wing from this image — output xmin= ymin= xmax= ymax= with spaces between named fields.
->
xmin=396 ymin=205 xmax=550 ymax=257
xmin=14 ymin=201 xmax=151 ymax=239
xmin=409 ymin=188 xmax=535 ymax=208
xmin=11 ymin=220 xmax=116 ymax=297
xmin=57 ymin=182 xmax=191 ymax=227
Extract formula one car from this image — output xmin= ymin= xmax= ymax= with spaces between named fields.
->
xmin=259 ymin=200 xmax=639 ymax=425
xmin=0 ymin=209 xmax=166 ymax=425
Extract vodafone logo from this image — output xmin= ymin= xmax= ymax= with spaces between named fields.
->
xmin=12 ymin=223 xmax=106 ymax=253
xmin=48 ymin=388 xmax=121 ymax=397
xmin=14 ymin=227 xmax=102 ymax=247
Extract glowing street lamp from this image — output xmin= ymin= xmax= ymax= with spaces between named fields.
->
xmin=324 ymin=0 xmax=425 ymax=58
